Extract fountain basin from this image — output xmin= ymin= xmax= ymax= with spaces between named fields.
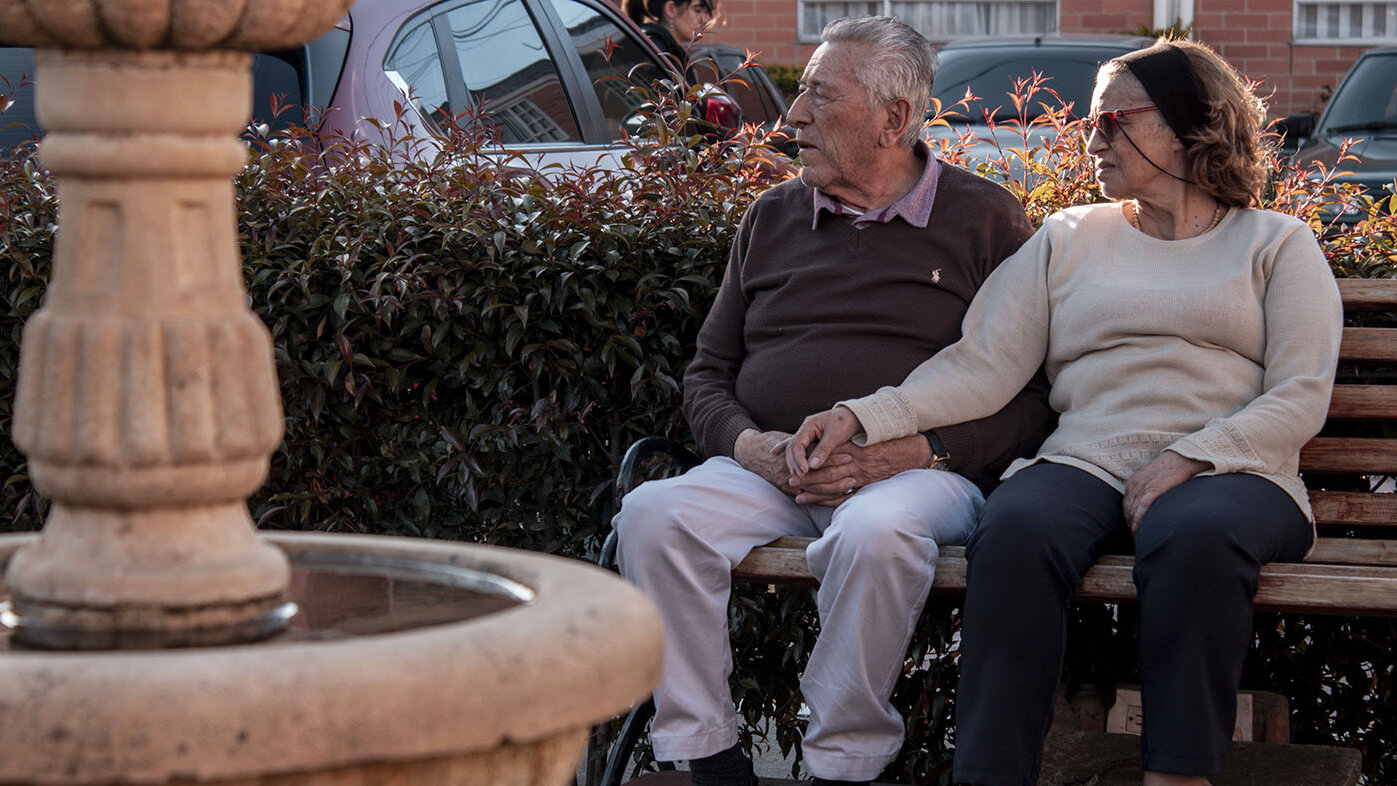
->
xmin=0 ymin=532 xmax=661 ymax=785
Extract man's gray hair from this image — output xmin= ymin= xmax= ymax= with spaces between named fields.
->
xmin=821 ymin=16 xmax=938 ymax=147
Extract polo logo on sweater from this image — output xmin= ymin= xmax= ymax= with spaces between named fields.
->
xmin=930 ymin=268 xmax=942 ymax=284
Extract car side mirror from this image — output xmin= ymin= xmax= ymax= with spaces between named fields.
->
xmin=1273 ymin=112 xmax=1316 ymax=154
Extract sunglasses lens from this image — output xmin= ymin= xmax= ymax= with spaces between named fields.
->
xmin=1091 ymin=112 xmax=1117 ymax=138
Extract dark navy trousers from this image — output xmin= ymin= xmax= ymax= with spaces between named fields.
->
xmin=951 ymin=463 xmax=1312 ymax=786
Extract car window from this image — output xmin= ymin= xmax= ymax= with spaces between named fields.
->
xmin=1321 ymin=53 xmax=1397 ymax=132
xmin=443 ymin=0 xmax=582 ymax=143
xmin=932 ymin=48 xmax=1126 ymax=122
xmin=384 ymin=18 xmax=454 ymax=132
xmin=0 ymin=46 xmax=39 ymax=154
xmin=251 ymin=50 xmax=306 ymax=133
xmin=548 ymin=0 xmax=662 ymax=140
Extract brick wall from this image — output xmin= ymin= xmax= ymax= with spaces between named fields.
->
xmin=705 ymin=0 xmax=1361 ymax=116
xmin=1058 ymin=0 xmax=1152 ymax=35
xmin=1190 ymin=0 xmax=1363 ymax=116
xmin=706 ymin=0 xmax=812 ymax=68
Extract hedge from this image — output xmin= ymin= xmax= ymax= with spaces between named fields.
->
xmin=3 ymin=73 xmax=1397 ymax=783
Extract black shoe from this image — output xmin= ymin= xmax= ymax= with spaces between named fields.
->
xmin=689 ymin=744 xmax=757 ymax=786
xmin=811 ymin=779 xmax=872 ymax=786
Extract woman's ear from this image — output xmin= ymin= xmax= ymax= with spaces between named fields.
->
xmin=662 ymin=0 xmax=682 ymax=20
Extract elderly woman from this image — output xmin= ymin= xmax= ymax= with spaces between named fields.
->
xmin=785 ymin=39 xmax=1342 ymax=786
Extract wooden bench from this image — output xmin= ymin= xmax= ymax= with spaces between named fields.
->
xmin=589 ymin=278 xmax=1397 ymax=786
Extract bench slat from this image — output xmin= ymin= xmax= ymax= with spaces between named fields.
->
xmin=1074 ymin=559 xmax=1397 ymax=615
xmin=1327 ymin=385 xmax=1397 ymax=419
xmin=1339 ymin=327 xmax=1397 ymax=363
xmin=1338 ymin=278 xmax=1397 ymax=310
xmin=1310 ymin=490 xmax=1397 ymax=527
xmin=1305 ymin=538 xmax=1397 ymax=565
xmin=734 ymin=540 xmax=1397 ymax=614
xmin=1301 ymin=437 xmax=1397 ymax=474
xmin=749 ymin=536 xmax=1397 ymax=564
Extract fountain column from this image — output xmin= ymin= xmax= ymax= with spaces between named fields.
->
xmin=0 ymin=6 xmax=662 ymax=786
xmin=0 ymin=3 xmax=351 ymax=648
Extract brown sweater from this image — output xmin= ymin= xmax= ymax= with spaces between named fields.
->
xmin=683 ymin=165 xmax=1055 ymax=489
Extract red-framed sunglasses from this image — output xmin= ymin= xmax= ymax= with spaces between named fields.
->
xmin=1087 ymin=106 xmax=1159 ymax=140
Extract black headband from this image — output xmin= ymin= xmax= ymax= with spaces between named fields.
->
xmin=1115 ymin=44 xmax=1208 ymax=142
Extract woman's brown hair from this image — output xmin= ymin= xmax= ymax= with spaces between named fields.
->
xmin=1103 ymin=37 xmax=1270 ymax=207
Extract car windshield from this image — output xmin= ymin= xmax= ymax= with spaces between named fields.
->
xmin=931 ymin=46 xmax=1130 ymax=123
xmin=1319 ymin=53 xmax=1397 ymax=135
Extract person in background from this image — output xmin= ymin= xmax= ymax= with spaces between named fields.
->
xmin=785 ymin=37 xmax=1343 ymax=786
xmin=623 ymin=0 xmax=716 ymax=81
xmin=612 ymin=17 xmax=1053 ymax=786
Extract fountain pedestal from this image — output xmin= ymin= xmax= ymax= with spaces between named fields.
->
xmin=4 ymin=47 xmax=294 ymax=652
xmin=4 ymin=18 xmax=320 ymax=649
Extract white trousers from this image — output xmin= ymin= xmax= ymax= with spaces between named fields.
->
xmin=614 ymin=456 xmax=982 ymax=781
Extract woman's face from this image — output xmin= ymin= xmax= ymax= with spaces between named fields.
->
xmin=1086 ymin=70 xmax=1186 ymax=201
xmin=664 ymin=0 xmax=713 ymax=43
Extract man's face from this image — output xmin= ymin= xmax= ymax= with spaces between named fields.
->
xmin=787 ymin=41 xmax=883 ymax=205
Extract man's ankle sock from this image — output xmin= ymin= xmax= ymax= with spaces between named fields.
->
xmin=689 ymin=744 xmax=756 ymax=786
xmin=811 ymin=779 xmax=871 ymax=786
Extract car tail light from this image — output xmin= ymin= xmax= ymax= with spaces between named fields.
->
xmin=701 ymin=88 xmax=742 ymax=131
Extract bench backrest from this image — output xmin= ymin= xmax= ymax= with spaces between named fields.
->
xmin=1284 ymin=279 xmax=1397 ymax=613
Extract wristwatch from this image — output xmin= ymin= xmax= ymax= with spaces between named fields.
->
xmin=924 ymin=430 xmax=951 ymax=471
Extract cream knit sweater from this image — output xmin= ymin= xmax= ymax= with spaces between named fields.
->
xmin=842 ymin=202 xmax=1343 ymax=518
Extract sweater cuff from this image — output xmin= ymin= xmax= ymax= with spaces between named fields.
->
xmin=1168 ymin=420 xmax=1259 ymax=475
xmin=707 ymin=410 xmax=760 ymax=459
xmin=841 ymin=387 xmax=918 ymax=446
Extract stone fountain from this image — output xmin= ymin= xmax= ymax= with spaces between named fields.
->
xmin=0 ymin=2 xmax=661 ymax=783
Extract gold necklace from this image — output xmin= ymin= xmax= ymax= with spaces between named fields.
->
xmin=1130 ymin=201 xmax=1225 ymax=236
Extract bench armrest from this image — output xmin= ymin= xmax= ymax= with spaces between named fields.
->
xmin=598 ymin=437 xmax=702 ymax=571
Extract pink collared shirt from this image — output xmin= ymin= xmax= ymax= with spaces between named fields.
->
xmin=811 ymin=141 xmax=942 ymax=230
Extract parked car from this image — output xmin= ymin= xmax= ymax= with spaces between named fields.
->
xmin=1286 ymin=47 xmax=1397 ymax=221
xmin=0 ymin=0 xmax=783 ymax=166
xmin=925 ymin=35 xmax=1150 ymax=160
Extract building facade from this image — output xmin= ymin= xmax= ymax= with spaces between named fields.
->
xmin=705 ymin=0 xmax=1389 ymax=116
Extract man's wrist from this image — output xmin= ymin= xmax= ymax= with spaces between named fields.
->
xmin=732 ymin=428 xmax=758 ymax=459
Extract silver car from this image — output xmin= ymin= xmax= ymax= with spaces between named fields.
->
xmin=2 ymin=0 xmax=765 ymax=167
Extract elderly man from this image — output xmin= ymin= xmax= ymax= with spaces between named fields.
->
xmin=612 ymin=16 xmax=1053 ymax=786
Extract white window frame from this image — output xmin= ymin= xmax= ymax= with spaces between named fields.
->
xmin=796 ymin=0 xmax=1058 ymax=44
xmin=1294 ymin=1 xmax=1397 ymax=45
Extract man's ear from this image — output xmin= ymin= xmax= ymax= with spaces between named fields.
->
xmin=880 ymin=97 xmax=915 ymax=147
